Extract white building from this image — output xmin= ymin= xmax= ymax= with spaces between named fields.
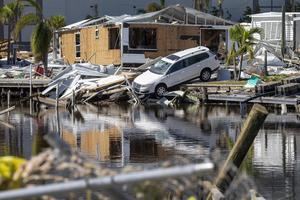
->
xmin=250 ymin=12 xmax=300 ymax=51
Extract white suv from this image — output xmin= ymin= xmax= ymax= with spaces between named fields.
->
xmin=133 ymin=46 xmax=220 ymax=97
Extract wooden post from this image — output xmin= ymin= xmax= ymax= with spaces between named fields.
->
xmin=7 ymin=90 xmax=10 ymax=109
xmin=202 ymin=87 xmax=208 ymax=103
xmin=56 ymin=84 xmax=59 ymax=108
xmin=30 ymin=64 xmax=32 ymax=115
xmin=209 ymin=104 xmax=268 ymax=198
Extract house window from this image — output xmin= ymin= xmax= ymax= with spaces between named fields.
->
xmin=109 ymin=28 xmax=120 ymax=49
xmin=75 ymin=32 xmax=81 ymax=58
xmin=129 ymin=28 xmax=157 ymax=49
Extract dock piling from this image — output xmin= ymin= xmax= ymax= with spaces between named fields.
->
xmin=56 ymin=84 xmax=59 ymax=109
xmin=202 ymin=87 xmax=208 ymax=103
xmin=7 ymin=90 xmax=10 ymax=109
xmin=209 ymin=104 xmax=268 ymax=198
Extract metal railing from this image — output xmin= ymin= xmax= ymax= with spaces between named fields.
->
xmin=0 ymin=162 xmax=214 ymax=200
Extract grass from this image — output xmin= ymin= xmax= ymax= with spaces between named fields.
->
xmin=262 ymin=74 xmax=289 ymax=82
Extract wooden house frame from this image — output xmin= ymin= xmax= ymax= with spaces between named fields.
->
xmin=58 ymin=5 xmax=235 ymax=66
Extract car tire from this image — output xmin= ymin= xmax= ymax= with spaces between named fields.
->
xmin=200 ymin=68 xmax=211 ymax=82
xmin=155 ymin=84 xmax=167 ymax=97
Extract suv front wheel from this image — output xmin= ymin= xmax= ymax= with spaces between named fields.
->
xmin=155 ymin=84 xmax=167 ymax=97
xmin=200 ymin=68 xmax=211 ymax=82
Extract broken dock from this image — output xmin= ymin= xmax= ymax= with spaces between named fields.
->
xmin=183 ymin=76 xmax=300 ymax=111
xmin=0 ymin=78 xmax=50 ymax=97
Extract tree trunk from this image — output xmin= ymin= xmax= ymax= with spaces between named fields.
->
xmin=43 ymin=53 xmax=48 ymax=76
xmin=6 ymin=24 xmax=11 ymax=65
xmin=53 ymin=32 xmax=57 ymax=60
xmin=234 ymin=61 xmax=237 ymax=80
xmin=237 ymin=54 xmax=244 ymax=80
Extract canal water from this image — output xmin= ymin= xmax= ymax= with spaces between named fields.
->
xmin=0 ymin=102 xmax=299 ymax=199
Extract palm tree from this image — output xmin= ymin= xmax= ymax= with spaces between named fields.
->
xmin=194 ymin=0 xmax=210 ymax=11
xmin=31 ymin=21 xmax=52 ymax=74
xmin=48 ymin=15 xmax=65 ymax=31
xmin=48 ymin=15 xmax=65 ymax=60
xmin=228 ymin=24 xmax=262 ymax=80
xmin=15 ymin=0 xmax=65 ymax=75
xmin=0 ymin=0 xmax=24 ymax=64
xmin=226 ymin=43 xmax=237 ymax=79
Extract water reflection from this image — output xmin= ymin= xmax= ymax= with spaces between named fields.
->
xmin=0 ymin=103 xmax=300 ymax=199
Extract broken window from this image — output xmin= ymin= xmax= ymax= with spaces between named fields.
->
xmin=75 ymin=32 xmax=80 ymax=58
xmin=129 ymin=28 xmax=157 ymax=49
xmin=109 ymin=28 xmax=120 ymax=49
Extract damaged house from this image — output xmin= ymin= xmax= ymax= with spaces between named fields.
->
xmin=58 ymin=5 xmax=235 ymax=66
xmin=250 ymin=12 xmax=300 ymax=53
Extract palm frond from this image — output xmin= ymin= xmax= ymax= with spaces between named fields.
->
xmin=31 ymin=21 xmax=52 ymax=62
xmin=21 ymin=0 xmax=42 ymax=15
xmin=47 ymin=15 xmax=65 ymax=31
xmin=14 ymin=13 xmax=39 ymax=39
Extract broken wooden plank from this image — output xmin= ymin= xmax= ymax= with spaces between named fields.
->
xmin=33 ymin=97 xmax=67 ymax=107
xmin=0 ymin=106 xmax=15 ymax=115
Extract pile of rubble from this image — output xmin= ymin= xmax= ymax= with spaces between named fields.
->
xmin=41 ymin=63 xmax=140 ymax=105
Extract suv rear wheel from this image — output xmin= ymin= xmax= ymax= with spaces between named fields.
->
xmin=200 ymin=68 xmax=211 ymax=82
xmin=155 ymin=84 xmax=167 ymax=97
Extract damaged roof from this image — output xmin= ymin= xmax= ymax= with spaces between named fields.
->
xmin=60 ymin=4 xmax=234 ymax=31
xmin=106 ymin=5 xmax=235 ymax=25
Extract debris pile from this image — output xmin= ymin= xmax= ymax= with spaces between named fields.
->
xmin=41 ymin=63 xmax=140 ymax=105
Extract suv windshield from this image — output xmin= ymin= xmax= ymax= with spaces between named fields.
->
xmin=149 ymin=60 xmax=172 ymax=75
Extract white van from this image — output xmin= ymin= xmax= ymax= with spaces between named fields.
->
xmin=133 ymin=46 xmax=220 ymax=96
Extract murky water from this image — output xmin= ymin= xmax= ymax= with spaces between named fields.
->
xmin=0 ymin=102 xmax=300 ymax=199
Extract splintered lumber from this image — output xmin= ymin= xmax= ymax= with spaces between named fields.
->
xmin=80 ymin=75 xmax=126 ymax=92
xmin=210 ymin=104 xmax=268 ymax=197
xmin=80 ymin=72 xmax=137 ymax=92
xmin=33 ymin=97 xmax=67 ymax=107
xmin=0 ymin=106 xmax=15 ymax=115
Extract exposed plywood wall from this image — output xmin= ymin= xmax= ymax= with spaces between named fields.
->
xmin=61 ymin=30 xmax=77 ymax=64
xmin=128 ymin=24 xmax=200 ymax=59
xmin=61 ymin=23 xmax=203 ymax=65
xmin=61 ymin=27 xmax=121 ymax=65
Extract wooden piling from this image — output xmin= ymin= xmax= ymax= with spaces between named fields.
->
xmin=202 ymin=87 xmax=208 ymax=103
xmin=7 ymin=90 xmax=10 ymax=109
xmin=209 ymin=104 xmax=268 ymax=198
xmin=56 ymin=84 xmax=59 ymax=108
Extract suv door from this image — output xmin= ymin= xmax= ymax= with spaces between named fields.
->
xmin=164 ymin=59 xmax=188 ymax=87
xmin=185 ymin=52 xmax=210 ymax=80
